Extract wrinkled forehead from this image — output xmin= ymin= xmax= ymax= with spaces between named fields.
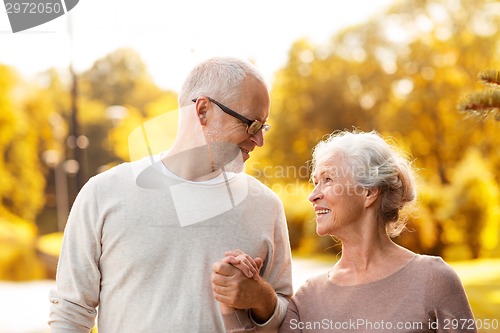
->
xmin=311 ymin=153 xmax=348 ymax=178
xmin=239 ymin=77 xmax=270 ymax=121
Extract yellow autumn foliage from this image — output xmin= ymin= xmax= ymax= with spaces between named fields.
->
xmin=0 ymin=215 xmax=46 ymax=280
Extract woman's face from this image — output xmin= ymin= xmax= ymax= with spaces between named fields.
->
xmin=308 ymin=155 xmax=367 ymax=237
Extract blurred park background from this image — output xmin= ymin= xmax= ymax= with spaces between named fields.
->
xmin=1 ymin=0 xmax=500 ymax=332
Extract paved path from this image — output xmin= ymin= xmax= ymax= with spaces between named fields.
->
xmin=0 ymin=259 xmax=332 ymax=333
xmin=0 ymin=280 xmax=53 ymax=333
xmin=291 ymin=258 xmax=332 ymax=291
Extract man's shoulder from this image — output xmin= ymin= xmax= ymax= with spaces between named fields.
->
xmin=84 ymin=160 xmax=145 ymax=193
xmin=90 ymin=160 xmax=133 ymax=181
xmin=242 ymin=174 xmax=282 ymax=202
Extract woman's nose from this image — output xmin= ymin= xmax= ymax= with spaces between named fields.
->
xmin=308 ymin=185 xmax=323 ymax=202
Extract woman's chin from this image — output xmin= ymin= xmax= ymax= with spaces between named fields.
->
xmin=316 ymin=227 xmax=329 ymax=237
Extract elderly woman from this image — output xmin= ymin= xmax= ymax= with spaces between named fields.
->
xmin=215 ymin=130 xmax=477 ymax=333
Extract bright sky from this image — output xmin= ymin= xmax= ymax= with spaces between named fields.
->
xmin=0 ymin=0 xmax=394 ymax=92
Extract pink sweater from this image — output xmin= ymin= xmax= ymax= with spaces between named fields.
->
xmin=224 ymin=254 xmax=477 ymax=332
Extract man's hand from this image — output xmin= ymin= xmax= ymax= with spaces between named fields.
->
xmin=211 ymin=250 xmax=277 ymax=323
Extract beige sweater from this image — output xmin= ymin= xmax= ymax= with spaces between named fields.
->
xmin=224 ymin=254 xmax=477 ymax=332
xmin=49 ymin=156 xmax=293 ymax=332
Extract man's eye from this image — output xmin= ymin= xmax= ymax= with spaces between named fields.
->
xmin=325 ymin=178 xmax=333 ymax=183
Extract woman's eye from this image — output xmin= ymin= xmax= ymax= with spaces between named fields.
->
xmin=325 ymin=177 xmax=333 ymax=183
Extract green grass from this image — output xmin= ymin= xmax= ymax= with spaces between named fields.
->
xmin=449 ymin=259 xmax=500 ymax=332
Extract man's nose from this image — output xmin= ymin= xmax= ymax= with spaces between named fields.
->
xmin=251 ymin=130 xmax=264 ymax=147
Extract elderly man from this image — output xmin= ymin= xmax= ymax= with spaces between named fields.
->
xmin=49 ymin=57 xmax=293 ymax=332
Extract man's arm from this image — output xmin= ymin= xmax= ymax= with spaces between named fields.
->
xmin=49 ymin=179 xmax=101 ymax=332
xmin=213 ymin=203 xmax=293 ymax=331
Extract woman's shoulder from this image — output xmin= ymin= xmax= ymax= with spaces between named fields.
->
xmin=413 ymin=254 xmax=453 ymax=270
xmin=412 ymin=254 xmax=462 ymax=285
xmin=293 ymin=272 xmax=331 ymax=299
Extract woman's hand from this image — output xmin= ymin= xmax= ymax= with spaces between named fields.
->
xmin=222 ymin=249 xmax=263 ymax=280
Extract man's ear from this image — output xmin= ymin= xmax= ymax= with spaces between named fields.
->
xmin=194 ymin=97 xmax=210 ymax=125
xmin=365 ymin=187 xmax=380 ymax=208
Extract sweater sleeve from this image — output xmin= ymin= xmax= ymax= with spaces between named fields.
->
xmin=223 ymin=310 xmax=258 ymax=333
xmin=430 ymin=258 xmax=477 ymax=333
xmin=250 ymin=202 xmax=293 ymax=331
xmin=279 ymin=298 xmax=302 ymax=333
xmin=222 ymin=297 xmax=303 ymax=333
xmin=48 ymin=178 xmax=102 ymax=332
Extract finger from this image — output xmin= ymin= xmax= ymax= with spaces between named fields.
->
xmin=212 ymin=261 xmax=239 ymax=277
xmin=222 ymin=253 xmax=256 ymax=278
xmin=212 ymin=271 xmax=238 ymax=289
xmin=211 ymin=272 xmax=225 ymax=287
xmin=250 ymin=257 xmax=263 ymax=280
xmin=223 ymin=256 xmax=254 ymax=278
xmin=254 ymin=257 xmax=263 ymax=271
xmin=212 ymin=261 xmax=233 ymax=275
xmin=222 ymin=256 xmax=241 ymax=266
xmin=212 ymin=281 xmax=239 ymax=307
xmin=234 ymin=262 xmax=253 ymax=279
xmin=235 ymin=254 xmax=260 ymax=279
xmin=212 ymin=261 xmax=223 ymax=275
xmin=224 ymin=249 xmax=243 ymax=257
xmin=232 ymin=255 xmax=254 ymax=277
xmin=211 ymin=282 xmax=226 ymax=296
xmin=240 ymin=254 xmax=259 ymax=273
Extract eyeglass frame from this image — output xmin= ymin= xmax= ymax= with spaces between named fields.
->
xmin=191 ymin=97 xmax=271 ymax=135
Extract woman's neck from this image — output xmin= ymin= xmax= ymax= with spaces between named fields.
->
xmin=330 ymin=226 xmax=415 ymax=285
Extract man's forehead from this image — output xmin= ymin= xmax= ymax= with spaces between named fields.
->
xmin=239 ymin=98 xmax=270 ymax=122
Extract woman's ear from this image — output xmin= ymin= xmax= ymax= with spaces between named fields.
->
xmin=365 ymin=187 xmax=380 ymax=208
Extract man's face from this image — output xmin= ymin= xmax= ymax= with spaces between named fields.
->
xmin=203 ymin=77 xmax=271 ymax=162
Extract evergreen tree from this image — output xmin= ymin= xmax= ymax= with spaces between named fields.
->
xmin=459 ymin=69 xmax=500 ymax=121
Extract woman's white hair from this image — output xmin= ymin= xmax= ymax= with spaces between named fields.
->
xmin=311 ymin=130 xmax=417 ymax=237
xmin=178 ymin=57 xmax=268 ymax=107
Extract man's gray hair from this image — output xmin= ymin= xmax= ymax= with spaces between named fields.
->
xmin=178 ymin=57 xmax=268 ymax=107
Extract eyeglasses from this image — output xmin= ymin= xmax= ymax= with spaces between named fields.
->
xmin=192 ymin=97 xmax=271 ymax=135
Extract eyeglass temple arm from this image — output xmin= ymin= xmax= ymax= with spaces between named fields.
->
xmin=192 ymin=97 xmax=253 ymax=126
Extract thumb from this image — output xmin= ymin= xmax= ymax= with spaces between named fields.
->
xmin=254 ymin=257 xmax=263 ymax=270
xmin=252 ymin=257 xmax=264 ymax=280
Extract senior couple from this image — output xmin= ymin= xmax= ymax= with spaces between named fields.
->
xmin=49 ymin=57 xmax=476 ymax=332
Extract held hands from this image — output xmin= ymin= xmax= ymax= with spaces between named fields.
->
xmin=211 ymin=250 xmax=263 ymax=314
xmin=223 ymin=250 xmax=263 ymax=281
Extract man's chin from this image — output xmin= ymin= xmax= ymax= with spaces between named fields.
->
xmin=241 ymin=150 xmax=250 ymax=161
